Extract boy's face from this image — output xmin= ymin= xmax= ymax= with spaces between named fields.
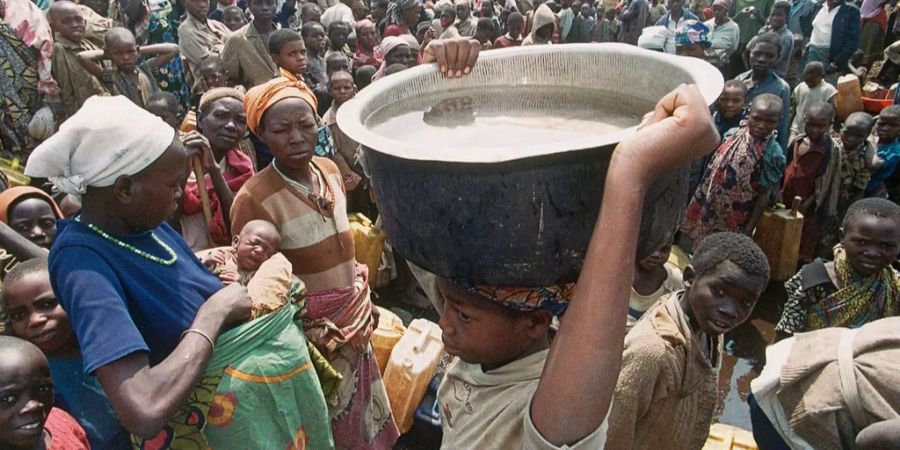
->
xmin=50 ymin=7 xmax=86 ymax=42
xmin=8 ymin=199 xmax=57 ymax=249
xmin=840 ymin=122 xmax=870 ymax=151
xmin=0 ymin=347 xmax=53 ymax=448
xmin=329 ymin=25 xmax=350 ymax=49
xmin=456 ymin=3 xmax=470 ymax=19
xmin=326 ymin=57 xmax=351 ymax=77
xmin=749 ymin=42 xmax=778 ymax=76
xmin=875 ymin=114 xmax=900 ymax=143
xmin=331 ymin=76 xmax=355 ymax=105
xmin=234 ymin=226 xmax=280 ymax=271
xmin=508 ymin=19 xmax=525 ymax=38
xmin=684 ymin=261 xmax=763 ymax=337
xmin=186 ymin=0 xmax=210 ymax=19
xmin=804 ymin=112 xmax=832 ymax=143
xmin=768 ymin=9 xmax=786 ymax=29
xmin=717 ymin=87 xmax=746 ymax=119
xmin=803 ymin=72 xmax=823 ymax=88
xmin=840 ymin=215 xmax=900 ymax=277
xmin=147 ymin=101 xmax=181 ymax=128
xmin=249 ymin=0 xmax=276 ymax=23
xmin=201 ymin=63 xmax=228 ymax=89
xmin=304 ymin=26 xmax=327 ymax=53
xmin=746 ymin=104 xmax=781 ymax=140
xmin=106 ymin=38 xmax=139 ymax=73
xmin=273 ymin=40 xmax=308 ymax=76
xmin=437 ymin=279 xmax=550 ymax=366
xmin=223 ymin=9 xmax=246 ymax=31
xmin=638 ymin=241 xmax=672 ymax=271
xmin=3 ymin=272 xmax=75 ymax=355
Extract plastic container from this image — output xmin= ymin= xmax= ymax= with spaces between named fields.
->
xmin=382 ymin=319 xmax=443 ymax=433
xmin=372 ymin=306 xmax=406 ymax=375
xmin=862 ymin=96 xmax=893 ymax=114
xmin=753 ymin=197 xmax=804 ymax=281
xmin=835 ymin=74 xmax=865 ymax=121
xmin=702 ymin=423 xmax=758 ymax=450
xmin=349 ymin=213 xmax=386 ymax=287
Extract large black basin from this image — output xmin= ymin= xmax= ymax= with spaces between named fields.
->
xmin=338 ymin=44 xmax=723 ymax=286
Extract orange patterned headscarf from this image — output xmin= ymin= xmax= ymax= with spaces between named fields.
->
xmin=464 ymin=283 xmax=575 ymax=315
xmin=243 ymin=77 xmax=318 ymax=134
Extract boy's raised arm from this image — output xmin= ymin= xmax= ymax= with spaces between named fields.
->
xmin=530 ymin=84 xmax=719 ymax=446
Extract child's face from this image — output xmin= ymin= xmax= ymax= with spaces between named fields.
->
xmin=147 ymin=101 xmax=181 ymax=128
xmin=234 ymin=226 xmax=280 ymax=271
xmin=223 ymin=9 xmax=247 ymax=31
xmin=304 ymin=26 xmax=327 ymax=53
xmin=326 ymin=57 xmax=351 ymax=77
xmin=301 ymin=7 xmax=322 ymax=23
xmin=50 ymin=8 xmax=86 ymax=42
xmin=331 ymin=77 xmax=355 ymax=104
xmin=0 ymin=346 xmax=53 ymax=449
xmin=8 ymin=198 xmax=57 ymax=249
xmin=201 ymin=63 xmax=228 ymax=89
xmin=840 ymin=215 xmax=900 ymax=277
xmin=875 ymin=114 xmax=900 ymax=143
xmin=273 ymin=40 xmax=308 ymax=76
xmin=437 ymin=279 xmax=550 ymax=366
xmin=746 ymin=104 xmax=781 ymax=140
xmin=106 ymin=38 xmax=139 ymax=73
xmin=638 ymin=241 xmax=672 ymax=271
xmin=684 ymin=261 xmax=763 ymax=336
xmin=768 ymin=9 xmax=786 ymax=29
xmin=803 ymin=72 xmax=823 ymax=88
xmin=804 ymin=112 xmax=832 ymax=142
xmin=749 ymin=42 xmax=778 ymax=76
xmin=3 ymin=272 xmax=75 ymax=355
xmin=481 ymin=0 xmax=494 ymax=16
xmin=329 ymin=25 xmax=350 ymax=49
xmin=455 ymin=3 xmax=470 ymax=19
xmin=508 ymin=19 xmax=525 ymax=38
xmin=840 ymin=122 xmax=870 ymax=151
xmin=185 ymin=0 xmax=210 ymax=19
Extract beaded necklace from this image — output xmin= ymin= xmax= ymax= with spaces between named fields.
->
xmin=75 ymin=216 xmax=178 ymax=266
xmin=272 ymin=161 xmax=335 ymax=213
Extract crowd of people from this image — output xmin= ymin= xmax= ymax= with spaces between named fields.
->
xmin=0 ymin=0 xmax=899 ymax=448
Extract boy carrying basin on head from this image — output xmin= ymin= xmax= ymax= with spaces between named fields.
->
xmin=434 ymin=84 xmax=720 ymax=449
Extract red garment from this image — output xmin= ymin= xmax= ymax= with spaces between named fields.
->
xmin=45 ymin=407 xmax=91 ymax=450
xmin=493 ymin=35 xmax=523 ymax=48
xmin=782 ymin=138 xmax=827 ymax=262
xmin=863 ymin=8 xmax=888 ymax=33
xmin=383 ymin=24 xmax=411 ymax=37
xmin=181 ymin=149 xmax=255 ymax=245
xmin=352 ymin=46 xmax=383 ymax=70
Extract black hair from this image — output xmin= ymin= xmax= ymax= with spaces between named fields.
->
xmin=750 ymin=93 xmax=783 ymax=113
xmin=147 ymin=91 xmax=179 ymax=112
xmin=441 ymin=4 xmax=457 ymax=19
xmin=691 ymin=232 xmax=770 ymax=286
xmin=385 ymin=63 xmax=408 ymax=76
xmin=2 ymin=258 xmax=49 ymax=306
xmin=327 ymin=21 xmax=351 ymax=34
xmin=771 ymin=0 xmax=790 ymax=16
xmin=355 ymin=64 xmax=376 ymax=89
xmin=802 ymin=61 xmax=825 ymax=77
xmin=508 ymin=11 xmax=524 ymax=23
xmin=328 ymin=69 xmax=354 ymax=89
xmin=722 ymin=78 xmax=747 ymax=95
xmin=844 ymin=111 xmax=875 ymax=131
xmin=476 ymin=17 xmax=495 ymax=32
xmin=750 ymin=31 xmax=781 ymax=57
xmin=300 ymin=2 xmax=321 ymax=16
xmin=842 ymin=198 xmax=900 ymax=229
xmin=879 ymin=104 xmax=900 ymax=120
xmin=268 ymin=28 xmax=303 ymax=54
xmin=104 ymin=26 xmax=136 ymax=48
xmin=223 ymin=5 xmax=244 ymax=15
xmin=805 ymin=101 xmax=834 ymax=121
xmin=301 ymin=20 xmax=325 ymax=37
xmin=326 ymin=52 xmax=350 ymax=66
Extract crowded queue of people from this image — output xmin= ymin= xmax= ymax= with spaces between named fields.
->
xmin=0 ymin=0 xmax=899 ymax=448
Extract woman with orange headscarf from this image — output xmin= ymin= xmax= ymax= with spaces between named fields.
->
xmin=232 ymin=77 xmax=401 ymax=450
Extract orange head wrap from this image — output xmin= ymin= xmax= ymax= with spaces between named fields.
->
xmin=0 ymin=186 xmax=64 ymax=223
xmin=243 ymin=77 xmax=319 ymax=135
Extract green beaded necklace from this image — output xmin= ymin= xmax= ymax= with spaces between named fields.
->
xmin=75 ymin=216 xmax=178 ymax=266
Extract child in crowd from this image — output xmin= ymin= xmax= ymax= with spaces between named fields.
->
xmin=713 ymin=79 xmax=747 ymax=139
xmin=0 ymin=187 xmax=63 ymax=251
xmin=202 ymin=220 xmax=294 ymax=319
xmin=355 ymin=64 xmax=376 ymax=90
xmin=198 ymin=55 xmax=230 ymax=92
xmin=1 ymin=259 xmax=130 ymax=449
xmin=736 ymin=32 xmax=791 ymax=151
xmin=475 ymin=18 xmax=496 ymax=49
xmin=592 ymin=8 xmax=619 ymax=42
xmin=439 ymin=6 xmax=461 ymax=39
xmin=836 ymin=112 xmax=876 ymax=216
xmin=758 ymin=1 xmax=792 ymax=79
xmin=303 ymin=21 xmax=329 ymax=90
xmin=781 ymin=102 xmax=841 ymax=263
xmin=222 ymin=5 xmax=247 ymax=32
xmin=580 ymin=4 xmax=596 ymax=43
xmin=323 ymin=71 xmax=363 ymax=195
xmin=627 ymin=234 xmax=683 ymax=334
xmin=268 ymin=29 xmax=315 ymax=92
xmin=682 ymin=94 xmax=787 ymax=250
xmin=789 ymin=62 xmax=837 ymax=143
xmin=866 ymin=105 xmax=900 ymax=197
xmin=606 ymin=232 xmax=769 ymax=450
xmin=48 ymin=1 xmax=108 ymax=120
xmin=559 ymin=0 xmax=575 ymax=42
xmin=494 ymin=12 xmax=525 ymax=48
xmin=0 ymin=336 xmax=92 ymax=449
xmin=77 ymin=27 xmax=180 ymax=109
xmin=775 ymin=198 xmax=900 ymax=339
xmin=146 ymin=91 xmax=182 ymax=128
xmin=434 ymin=85 xmax=718 ymax=449
xmin=300 ymin=3 xmax=323 ymax=24
xmin=326 ymin=21 xmax=354 ymax=60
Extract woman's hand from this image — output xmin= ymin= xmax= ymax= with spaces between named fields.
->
xmin=423 ymin=38 xmax=480 ymax=78
xmin=612 ymin=84 xmax=718 ymax=182
xmin=181 ymin=131 xmax=214 ymax=171
xmin=202 ymin=283 xmax=251 ymax=329
xmin=344 ymin=172 xmax=363 ymax=190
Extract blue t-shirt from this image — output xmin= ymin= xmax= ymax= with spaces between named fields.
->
xmin=867 ymin=140 xmax=900 ymax=194
xmin=49 ymin=220 xmax=223 ymax=374
xmin=48 ymin=355 xmax=131 ymax=450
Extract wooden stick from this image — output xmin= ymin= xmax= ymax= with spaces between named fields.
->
xmin=191 ymin=157 xmax=213 ymax=228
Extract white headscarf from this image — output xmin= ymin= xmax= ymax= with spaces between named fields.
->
xmin=25 ymin=96 xmax=175 ymax=202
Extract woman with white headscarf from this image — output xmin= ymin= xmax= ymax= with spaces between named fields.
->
xmin=25 ymin=95 xmax=334 ymax=449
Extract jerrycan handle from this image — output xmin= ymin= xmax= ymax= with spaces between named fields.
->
xmin=412 ymin=326 xmax=432 ymax=353
xmin=790 ymin=196 xmax=802 ymax=215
